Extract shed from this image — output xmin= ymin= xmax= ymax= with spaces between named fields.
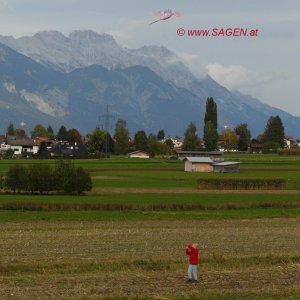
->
xmin=127 ymin=150 xmax=150 ymax=159
xmin=176 ymin=150 xmax=224 ymax=162
xmin=184 ymin=157 xmax=214 ymax=172
xmin=213 ymin=162 xmax=240 ymax=173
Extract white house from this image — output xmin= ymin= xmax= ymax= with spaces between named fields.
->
xmin=5 ymin=138 xmax=39 ymax=155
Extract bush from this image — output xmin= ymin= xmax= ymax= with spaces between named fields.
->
xmin=197 ymin=178 xmax=286 ymax=190
xmin=5 ymin=161 xmax=92 ymax=195
xmin=73 ymin=167 xmax=92 ymax=195
xmin=53 ymin=160 xmax=76 ymax=193
xmin=26 ymin=164 xmax=54 ymax=194
xmin=278 ymin=149 xmax=300 ymax=156
xmin=262 ymin=141 xmax=281 ymax=154
xmin=5 ymin=165 xmax=27 ymax=192
xmin=53 ymin=160 xmax=92 ymax=195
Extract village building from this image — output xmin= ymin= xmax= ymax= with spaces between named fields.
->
xmin=127 ymin=150 xmax=150 ymax=159
xmin=49 ymin=141 xmax=87 ymax=156
xmin=249 ymin=144 xmax=263 ymax=153
xmin=162 ymin=137 xmax=183 ymax=150
xmin=284 ymin=136 xmax=295 ymax=149
xmin=4 ymin=136 xmax=39 ymax=155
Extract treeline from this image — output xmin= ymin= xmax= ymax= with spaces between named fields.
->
xmin=6 ymin=121 xmax=174 ymax=158
xmin=5 ymin=97 xmax=290 ymax=156
xmin=182 ymin=97 xmax=287 ymax=153
xmin=2 ymin=161 xmax=92 ymax=195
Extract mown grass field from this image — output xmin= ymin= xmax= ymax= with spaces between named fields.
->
xmin=0 ymin=154 xmax=299 ymax=299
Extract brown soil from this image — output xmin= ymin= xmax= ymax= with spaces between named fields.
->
xmin=0 ymin=219 xmax=299 ymax=299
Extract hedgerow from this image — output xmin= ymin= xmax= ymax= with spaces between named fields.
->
xmin=4 ymin=160 xmax=92 ymax=195
xmin=197 ymin=178 xmax=286 ymax=190
xmin=278 ymin=149 xmax=300 ymax=155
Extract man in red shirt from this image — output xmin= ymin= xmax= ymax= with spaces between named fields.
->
xmin=185 ymin=243 xmax=199 ymax=282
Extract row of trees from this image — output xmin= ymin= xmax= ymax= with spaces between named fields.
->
xmin=3 ymin=161 xmax=92 ymax=194
xmin=86 ymin=124 xmax=173 ymax=157
xmin=6 ymin=98 xmax=286 ymax=155
xmin=7 ymin=123 xmax=83 ymax=144
xmin=6 ymin=121 xmax=173 ymax=157
xmin=181 ymin=97 xmax=285 ymax=152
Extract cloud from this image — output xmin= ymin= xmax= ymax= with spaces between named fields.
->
xmin=176 ymin=52 xmax=198 ymax=65
xmin=205 ymin=63 xmax=270 ymax=91
xmin=108 ymin=20 xmax=146 ymax=47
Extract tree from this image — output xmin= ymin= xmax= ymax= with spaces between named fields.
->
xmin=53 ymin=160 xmax=92 ymax=194
xmin=4 ymin=149 xmax=14 ymax=159
xmin=234 ymin=124 xmax=251 ymax=151
xmin=67 ymin=128 xmax=82 ymax=144
xmin=147 ymin=133 xmax=160 ymax=157
xmin=134 ymin=130 xmax=148 ymax=151
xmin=203 ymin=121 xmax=218 ymax=151
xmin=264 ymin=115 xmax=285 ymax=148
xmin=5 ymin=165 xmax=27 ymax=193
xmin=73 ymin=167 xmax=92 ymax=195
xmin=204 ymin=97 xmax=218 ymax=130
xmin=182 ymin=122 xmax=198 ymax=151
xmin=203 ymin=97 xmax=218 ymax=151
xmin=256 ymin=134 xmax=266 ymax=144
xmin=15 ymin=128 xmax=26 ymax=137
xmin=5 ymin=161 xmax=92 ymax=195
xmin=219 ymin=128 xmax=239 ymax=151
xmin=38 ymin=141 xmax=49 ymax=158
xmin=86 ymin=128 xmax=106 ymax=154
xmin=47 ymin=126 xmax=55 ymax=139
xmin=53 ymin=160 xmax=76 ymax=194
xmin=6 ymin=123 xmax=16 ymax=136
xmin=27 ymin=164 xmax=53 ymax=194
xmin=164 ymin=138 xmax=174 ymax=153
xmin=114 ymin=119 xmax=129 ymax=155
xmin=31 ymin=124 xmax=48 ymax=138
xmin=57 ymin=125 xmax=69 ymax=141
xmin=157 ymin=129 xmax=165 ymax=141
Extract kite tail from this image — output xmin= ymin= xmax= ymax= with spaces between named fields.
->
xmin=149 ymin=19 xmax=162 ymax=25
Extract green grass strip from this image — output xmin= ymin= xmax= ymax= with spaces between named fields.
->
xmin=0 ymin=208 xmax=299 ymax=222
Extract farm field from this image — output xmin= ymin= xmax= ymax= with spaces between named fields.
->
xmin=0 ymin=154 xmax=299 ymax=299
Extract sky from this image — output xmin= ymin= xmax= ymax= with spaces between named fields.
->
xmin=0 ymin=0 xmax=299 ymax=116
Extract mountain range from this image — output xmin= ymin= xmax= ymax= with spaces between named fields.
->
xmin=0 ymin=30 xmax=299 ymax=137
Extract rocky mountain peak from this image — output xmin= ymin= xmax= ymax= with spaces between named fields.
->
xmin=69 ymin=30 xmax=116 ymax=43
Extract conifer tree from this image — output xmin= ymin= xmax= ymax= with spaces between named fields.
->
xmin=235 ymin=123 xmax=251 ymax=151
xmin=203 ymin=121 xmax=218 ymax=151
xmin=204 ymin=97 xmax=217 ymax=130
xmin=182 ymin=122 xmax=198 ymax=151
xmin=134 ymin=130 xmax=148 ymax=151
xmin=264 ymin=115 xmax=285 ymax=147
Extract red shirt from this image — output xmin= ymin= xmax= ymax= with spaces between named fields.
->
xmin=185 ymin=244 xmax=199 ymax=265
